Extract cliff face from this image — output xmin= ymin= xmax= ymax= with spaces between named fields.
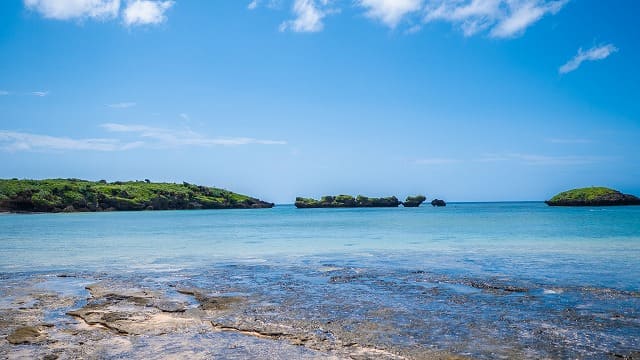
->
xmin=0 ymin=179 xmax=274 ymax=213
xmin=295 ymin=195 xmax=401 ymax=208
xmin=545 ymin=187 xmax=640 ymax=206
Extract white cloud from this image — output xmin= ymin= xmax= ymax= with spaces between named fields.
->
xmin=31 ymin=91 xmax=49 ymax=97
xmin=424 ymin=0 xmax=568 ymax=38
xmin=559 ymin=43 xmax=618 ymax=74
xmin=24 ymin=0 xmax=173 ymax=26
xmin=179 ymin=113 xmax=190 ymax=121
xmin=101 ymin=123 xmax=287 ymax=146
xmin=358 ymin=0 xmax=423 ymax=28
xmin=123 ymin=0 xmax=174 ymax=26
xmin=0 ymin=124 xmax=286 ymax=153
xmin=107 ymin=102 xmax=136 ymax=108
xmin=264 ymin=0 xmax=567 ymax=36
xmin=248 ymin=0 xmax=259 ymax=10
xmin=279 ymin=0 xmax=327 ymax=32
xmin=0 ymin=130 xmax=141 ymax=152
xmin=23 ymin=0 xmax=120 ymax=20
xmin=490 ymin=0 xmax=567 ymax=38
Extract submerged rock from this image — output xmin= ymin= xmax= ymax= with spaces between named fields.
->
xmin=67 ymin=282 xmax=201 ymax=336
xmin=545 ymin=187 xmax=640 ymax=206
xmin=177 ymin=288 xmax=244 ymax=311
xmin=6 ymin=326 xmax=45 ymax=344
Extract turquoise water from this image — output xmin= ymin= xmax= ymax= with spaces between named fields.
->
xmin=1 ymin=202 xmax=639 ymax=358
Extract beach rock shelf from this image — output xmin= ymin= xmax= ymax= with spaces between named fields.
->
xmin=295 ymin=195 xmax=436 ymax=208
xmin=545 ymin=187 xmax=640 ymax=206
xmin=0 ymin=178 xmax=274 ymax=213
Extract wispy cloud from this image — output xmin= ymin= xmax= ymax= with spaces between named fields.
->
xmin=179 ymin=113 xmax=190 ymax=121
xmin=31 ymin=91 xmax=49 ymax=97
xmin=279 ymin=0 xmax=329 ymax=33
xmin=23 ymin=0 xmax=173 ymax=26
xmin=263 ymin=0 xmax=567 ymax=37
xmin=559 ymin=43 xmax=618 ymax=74
xmin=490 ymin=0 xmax=567 ymax=38
xmin=101 ymin=123 xmax=287 ymax=146
xmin=0 ymin=90 xmax=9 ymax=96
xmin=0 ymin=130 xmax=142 ymax=152
xmin=415 ymin=157 xmax=460 ymax=165
xmin=0 ymin=124 xmax=287 ymax=152
xmin=107 ymin=102 xmax=136 ymax=108
xmin=424 ymin=0 xmax=568 ymax=38
xmin=248 ymin=0 xmax=259 ymax=10
xmin=477 ymin=153 xmax=606 ymax=165
xmin=123 ymin=0 xmax=174 ymax=26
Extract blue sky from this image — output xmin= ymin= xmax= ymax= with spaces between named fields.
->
xmin=0 ymin=0 xmax=638 ymax=203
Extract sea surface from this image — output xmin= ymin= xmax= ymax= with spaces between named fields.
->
xmin=1 ymin=202 xmax=639 ymax=358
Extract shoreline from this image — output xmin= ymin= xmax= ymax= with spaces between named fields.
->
xmin=1 ymin=255 xmax=639 ymax=359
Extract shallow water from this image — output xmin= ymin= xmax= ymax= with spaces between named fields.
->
xmin=1 ymin=203 xmax=639 ymax=358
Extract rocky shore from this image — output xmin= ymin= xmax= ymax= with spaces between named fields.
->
xmin=0 ymin=273 xmax=465 ymax=360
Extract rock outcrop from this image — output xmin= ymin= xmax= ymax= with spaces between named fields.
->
xmin=431 ymin=199 xmax=446 ymax=207
xmin=295 ymin=195 xmax=401 ymax=208
xmin=402 ymin=195 xmax=426 ymax=207
xmin=0 ymin=179 xmax=274 ymax=213
xmin=545 ymin=187 xmax=640 ymax=206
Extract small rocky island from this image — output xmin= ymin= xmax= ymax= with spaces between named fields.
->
xmin=545 ymin=187 xmax=640 ymax=206
xmin=403 ymin=195 xmax=427 ymax=207
xmin=431 ymin=199 xmax=447 ymax=207
xmin=295 ymin=195 xmax=430 ymax=208
xmin=0 ymin=179 xmax=274 ymax=213
xmin=295 ymin=195 xmax=401 ymax=208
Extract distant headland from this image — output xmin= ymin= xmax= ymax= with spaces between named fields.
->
xmin=545 ymin=187 xmax=640 ymax=206
xmin=0 ymin=179 xmax=274 ymax=213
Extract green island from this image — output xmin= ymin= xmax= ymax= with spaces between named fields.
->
xmin=0 ymin=179 xmax=274 ymax=213
xmin=295 ymin=195 xmax=428 ymax=208
xmin=545 ymin=187 xmax=640 ymax=206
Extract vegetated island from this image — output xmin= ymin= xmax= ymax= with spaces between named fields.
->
xmin=295 ymin=195 xmax=430 ymax=208
xmin=545 ymin=187 xmax=640 ymax=206
xmin=0 ymin=179 xmax=274 ymax=213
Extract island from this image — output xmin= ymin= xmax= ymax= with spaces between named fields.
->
xmin=295 ymin=195 xmax=401 ymax=208
xmin=402 ymin=195 xmax=427 ymax=207
xmin=545 ymin=187 xmax=640 ymax=206
xmin=431 ymin=199 xmax=447 ymax=207
xmin=0 ymin=179 xmax=274 ymax=213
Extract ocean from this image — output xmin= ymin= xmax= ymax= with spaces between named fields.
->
xmin=1 ymin=203 xmax=639 ymax=359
